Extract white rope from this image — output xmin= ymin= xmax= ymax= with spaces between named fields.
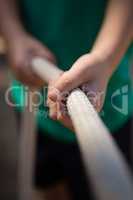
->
xmin=67 ymin=89 xmax=133 ymax=200
xmin=19 ymin=57 xmax=133 ymax=200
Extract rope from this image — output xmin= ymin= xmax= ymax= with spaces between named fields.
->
xmin=19 ymin=57 xmax=133 ymax=200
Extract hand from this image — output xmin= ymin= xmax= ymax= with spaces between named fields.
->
xmin=7 ymin=33 xmax=56 ymax=87
xmin=47 ymin=53 xmax=113 ymax=131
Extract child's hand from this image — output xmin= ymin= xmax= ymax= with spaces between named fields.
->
xmin=7 ymin=33 xmax=56 ymax=87
xmin=47 ymin=53 xmax=113 ymax=131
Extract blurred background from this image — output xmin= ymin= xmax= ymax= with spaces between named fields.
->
xmin=0 ymin=38 xmax=18 ymax=200
xmin=0 ymin=38 xmax=71 ymax=200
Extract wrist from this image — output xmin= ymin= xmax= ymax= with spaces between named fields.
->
xmin=91 ymin=49 xmax=116 ymax=78
xmin=2 ymin=25 xmax=27 ymax=46
xmin=5 ymin=29 xmax=29 ymax=48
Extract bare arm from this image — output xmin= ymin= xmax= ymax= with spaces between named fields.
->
xmin=0 ymin=0 xmax=26 ymax=42
xmin=0 ymin=0 xmax=56 ymax=87
xmin=92 ymin=0 xmax=133 ymax=73
xmin=47 ymin=0 xmax=133 ymax=128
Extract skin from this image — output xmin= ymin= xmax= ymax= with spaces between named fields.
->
xmin=47 ymin=53 xmax=111 ymax=131
xmin=0 ymin=0 xmax=133 ymax=131
xmin=47 ymin=0 xmax=133 ymax=130
xmin=0 ymin=0 xmax=56 ymax=87
xmin=8 ymin=33 xmax=57 ymax=87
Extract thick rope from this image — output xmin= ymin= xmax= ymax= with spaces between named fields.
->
xmin=19 ymin=57 xmax=133 ymax=200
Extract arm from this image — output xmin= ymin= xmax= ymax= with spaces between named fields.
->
xmin=48 ymin=0 xmax=133 ymax=130
xmin=92 ymin=0 xmax=133 ymax=73
xmin=0 ymin=0 xmax=56 ymax=87
xmin=0 ymin=0 xmax=25 ymax=42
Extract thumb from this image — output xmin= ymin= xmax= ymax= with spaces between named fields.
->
xmin=48 ymin=70 xmax=83 ymax=102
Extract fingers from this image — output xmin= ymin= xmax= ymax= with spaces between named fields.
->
xmin=48 ymin=71 xmax=82 ymax=102
xmin=47 ymin=96 xmax=74 ymax=132
xmin=47 ymin=98 xmax=57 ymax=120
xmin=8 ymin=37 xmax=57 ymax=88
xmin=81 ymin=82 xmax=106 ymax=112
xmin=47 ymin=53 xmax=102 ymax=102
xmin=10 ymin=52 xmax=44 ymax=87
xmin=36 ymin=44 xmax=57 ymax=64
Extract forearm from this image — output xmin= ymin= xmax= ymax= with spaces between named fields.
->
xmin=0 ymin=0 xmax=26 ymax=42
xmin=92 ymin=0 xmax=133 ymax=72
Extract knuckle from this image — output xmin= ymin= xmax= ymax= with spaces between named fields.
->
xmin=48 ymin=90 xmax=58 ymax=102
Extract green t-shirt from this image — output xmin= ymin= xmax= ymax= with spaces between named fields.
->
xmin=12 ymin=0 xmax=133 ymax=142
